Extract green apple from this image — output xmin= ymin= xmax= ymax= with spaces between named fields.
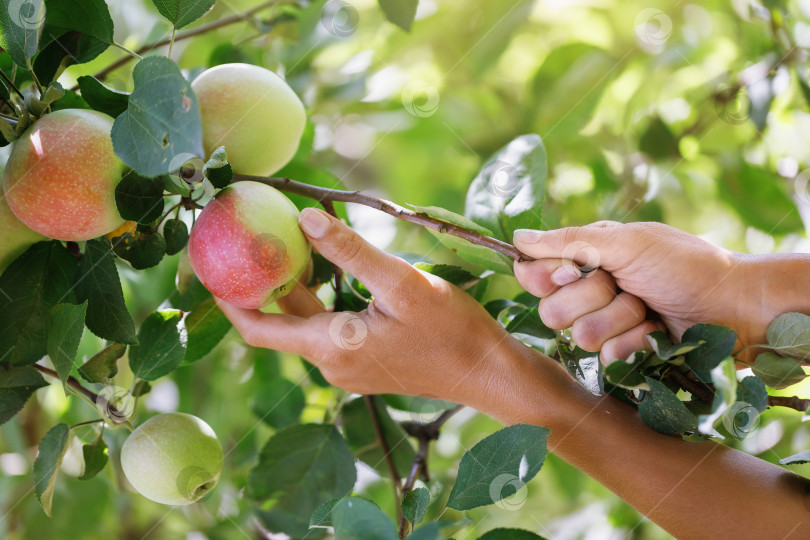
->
xmin=2 ymin=109 xmax=125 ymax=241
xmin=187 ymin=181 xmax=311 ymax=309
xmin=120 ymin=413 xmax=224 ymax=506
xmin=191 ymin=63 xmax=306 ymax=176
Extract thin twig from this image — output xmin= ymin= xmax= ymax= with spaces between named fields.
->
xmin=0 ymin=68 xmax=24 ymax=100
xmin=768 ymin=395 xmax=810 ymax=412
xmin=398 ymin=437 xmax=429 ymax=538
xmin=33 ymin=364 xmax=128 ymax=423
xmin=81 ymin=0 xmax=281 ymax=88
xmin=667 ymin=368 xmax=714 ymax=404
xmin=320 ymin=200 xmax=344 ymax=311
xmin=233 ymin=175 xmax=532 ymax=262
xmin=363 ymin=396 xmax=402 ymax=520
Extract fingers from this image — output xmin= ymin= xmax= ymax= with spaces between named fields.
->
xmin=276 ymin=282 xmax=325 ymax=317
xmin=216 ymin=297 xmax=330 ymax=358
xmin=513 ymin=221 xmax=632 ymax=273
xmin=537 ymin=269 xmax=616 ymax=329
xmin=513 ymin=259 xmax=580 ymax=298
xmin=298 ymin=208 xmax=418 ymax=307
xmin=600 ymin=320 xmax=663 ymax=364
xmin=570 ymin=292 xmax=647 ymax=352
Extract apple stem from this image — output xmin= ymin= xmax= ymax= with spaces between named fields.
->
xmin=232 ymin=174 xmax=535 ymax=263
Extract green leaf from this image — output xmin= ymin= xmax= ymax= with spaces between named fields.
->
xmin=202 ymin=146 xmax=233 ymax=189
xmin=340 ymin=396 xmax=416 ymax=478
xmin=738 ymin=376 xmax=768 ymax=413
xmin=646 ymin=331 xmax=704 ymax=360
xmin=152 ymin=0 xmax=216 ymax=29
xmin=131 ymin=380 xmax=151 ymax=397
xmin=252 ymin=377 xmax=305 ymax=429
xmin=332 ymin=497 xmax=399 ymax=540
xmin=638 ymin=377 xmax=698 ymax=435
xmin=183 ymin=297 xmax=231 ymax=363
xmin=162 ymin=172 xmax=191 ymax=196
xmin=112 ymin=56 xmax=203 ymax=177
xmin=779 ymin=450 xmax=810 ymax=465
xmin=35 ymin=0 xmax=115 ymax=83
xmin=765 ymin=312 xmax=810 ymax=361
xmin=558 ymin=346 xmax=603 ymax=396
xmin=0 ymin=0 xmax=44 ymax=67
xmin=406 ymin=523 xmax=443 ymax=540
xmin=78 ymin=343 xmax=127 ymax=384
xmin=413 ymin=262 xmax=481 ymax=290
xmin=752 ymin=352 xmax=806 ymax=389
xmin=604 ymin=357 xmax=649 ymax=391
xmin=47 ymin=301 xmax=88 ymax=389
xmin=447 ymin=424 xmax=550 ymax=511
xmin=0 ymin=365 xmax=48 ymax=425
xmin=129 ymin=310 xmax=185 ymax=381
xmin=33 ymin=423 xmax=70 ymax=517
xmin=78 ymin=435 xmax=108 ymax=481
xmin=720 ymin=164 xmax=803 ymax=235
xmin=411 ymin=204 xmax=495 ymax=236
xmin=115 ymin=171 xmax=165 ymax=224
xmin=75 ymin=240 xmax=137 ymax=345
xmin=697 ymin=358 xmax=737 ymax=435
xmin=0 ymin=241 xmax=78 ymax=366
xmin=639 ymin=117 xmax=679 ymax=159
xmin=163 ymin=218 xmax=189 ymax=255
xmin=504 ymin=307 xmax=555 ymax=340
xmin=76 ymin=76 xmax=129 ymax=117
xmin=478 ymin=529 xmax=548 ymax=540
xmin=310 ymin=497 xmax=341 ymax=526
xmin=402 ymin=487 xmax=430 ymax=525
xmin=112 ymin=231 xmax=166 ymax=270
xmin=378 ymin=0 xmax=418 ymax=31
xmin=250 ymin=424 xmax=356 ymax=537
xmin=465 ymin=134 xmax=547 ymax=241
xmin=683 ymin=324 xmax=737 ymax=383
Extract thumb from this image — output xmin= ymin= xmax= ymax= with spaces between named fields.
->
xmin=513 ymin=221 xmax=642 ymax=272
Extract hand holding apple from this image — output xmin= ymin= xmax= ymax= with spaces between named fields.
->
xmin=121 ymin=413 xmax=224 ymax=506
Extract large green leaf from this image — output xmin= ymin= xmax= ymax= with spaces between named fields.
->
xmin=720 ymin=164 xmax=803 ymax=235
xmin=738 ymin=376 xmax=768 ymax=413
xmin=250 ymin=424 xmax=356 ymax=537
xmin=752 ymin=352 xmax=806 ymax=389
xmin=33 ymin=423 xmax=70 ymax=517
xmin=465 ymin=134 xmax=547 ymax=240
xmin=638 ymin=377 xmax=697 ymax=436
xmin=74 ymin=240 xmax=137 ymax=345
xmin=152 ymin=0 xmax=216 ymax=29
xmin=112 ymin=56 xmax=203 ymax=177
xmin=47 ymin=301 xmax=88 ymax=389
xmin=332 ymin=497 xmax=399 ymax=540
xmin=682 ymin=324 xmax=737 ymax=383
xmin=0 ymin=0 xmax=44 ymax=67
xmin=77 ymin=343 xmax=127 ymax=384
xmin=478 ymin=529 xmax=548 ymax=540
xmin=340 ymin=396 xmax=417 ymax=478
xmin=0 ymin=365 xmax=48 ymax=425
xmin=765 ymin=312 xmax=810 ymax=361
xmin=114 ymin=171 xmax=165 ymax=224
xmin=446 ymin=424 xmax=550 ymax=511
xmin=76 ymin=75 xmax=129 ymax=117
xmin=183 ymin=297 xmax=231 ymax=363
xmin=0 ymin=241 xmax=78 ymax=366
xmin=378 ymin=0 xmax=418 ymax=31
xmin=252 ymin=377 xmax=305 ymax=429
xmin=129 ymin=310 xmax=185 ymax=381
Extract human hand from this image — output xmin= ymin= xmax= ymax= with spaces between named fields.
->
xmin=512 ymin=221 xmax=772 ymax=362
xmin=217 ymin=208 xmax=560 ymax=420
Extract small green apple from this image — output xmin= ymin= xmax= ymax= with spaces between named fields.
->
xmin=121 ymin=413 xmax=224 ymax=506
xmin=191 ymin=63 xmax=306 ymax=176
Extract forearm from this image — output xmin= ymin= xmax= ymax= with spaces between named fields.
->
xmin=737 ymin=253 xmax=810 ymax=349
xmin=483 ymin=345 xmax=810 ymax=539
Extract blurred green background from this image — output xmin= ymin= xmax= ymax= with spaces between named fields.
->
xmin=3 ymin=0 xmax=810 ymax=538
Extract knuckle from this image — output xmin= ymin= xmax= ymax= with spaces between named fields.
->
xmin=538 ymin=300 xmax=568 ymax=329
xmin=572 ymin=318 xmax=604 ymax=352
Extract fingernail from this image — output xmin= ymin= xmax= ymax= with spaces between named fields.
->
xmin=299 ymin=208 xmax=331 ymax=239
xmin=551 ymin=265 xmax=580 ymax=286
xmin=513 ymin=229 xmax=544 ymax=244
